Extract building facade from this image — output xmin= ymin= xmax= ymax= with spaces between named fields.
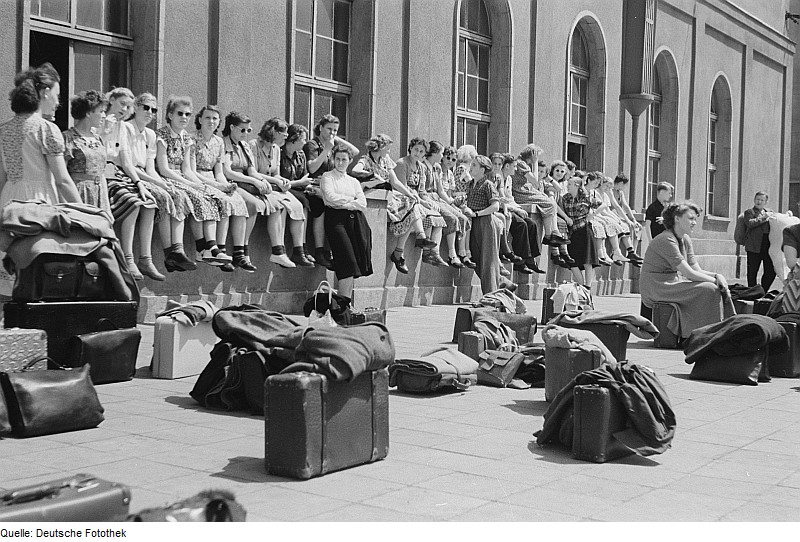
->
xmin=1 ymin=0 xmax=796 ymax=314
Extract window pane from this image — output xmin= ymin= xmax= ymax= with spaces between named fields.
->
xmin=103 ymin=48 xmax=128 ymax=91
xmin=579 ymin=77 xmax=587 ymax=105
xmin=74 ymin=42 xmax=102 ymax=96
xmin=39 ymin=0 xmax=70 ymax=22
xmin=478 ymin=44 xmax=489 ymax=79
xmin=571 ymin=104 xmax=580 ymax=133
xmin=476 ymin=122 xmax=487 ymax=155
xmin=332 ymin=93 xmax=347 ymax=136
xmin=571 ymin=30 xmax=589 ymax=71
xmin=459 ymin=38 xmax=466 ymax=75
xmin=77 ymin=0 xmax=103 ymax=30
xmin=456 ymin=119 xmax=465 ymax=148
xmin=294 ymin=85 xmax=312 ymax=127
xmin=477 ymin=0 xmax=490 ymax=36
xmin=709 ymin=141 xmax=715 ymax=164
xmin=332 ymin=42 xmax=348 ymax=83
xmin=467 ymin=43 xmax=479 ymax=76
xmin=333 ymin=0 xmax=349 ymax=42
xmin=457 ymin=73 xmax=465 ymax=108
xmin=317 ymin=0 xmax=334 ymax=38
xmin=465 ymin=120 xmax=477 ymax=147
xmin=579 ymin=107 xmax=587 ymax=135
xmin=467 ymin=0 xmax=479 ymax=33
xmin=478 ymin=79 xmax=488 ymax=112
xmin=652 ymin=126 xmax=659 ymax=150
xmin=296 ymin=0 xmax=313 ymax=32
xmin=652 ymin=65 xmax=662 ymax=96
xmin=315 ymin=37 xmax=333 ymax=79
xmin=467 ymin=77 xmax=478 ymax=111
xmin=459 ymin=0 xmax=467 ymax=30
xmin=105 ymin=0 xmax=129 ymax=35
xmin=295 ymin=30 xmax=312 ymax=74
xmin=314 ymin=92 xmax=332 ymax=123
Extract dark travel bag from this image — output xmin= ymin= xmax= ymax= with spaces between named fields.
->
xmin=541 ymin=287 xmax=556 ymax=324
xmin=0 ymin=474 xmax=130 ymax=521
xmin=68 ymin=325 xmax=141 ymax=385
xmin=4 ymin=301 xmax=138 ymax=368
xmin=264 ymin=369 xmax=389 ymax=479
xmin=544 ymin=346 xmax=603 ymax=402
xmin=572 ymin=384 xmax=634 ymax=463
xmin=770 ymin=321 xmax=800 ymax=377
xmin=558 ymin=322 xmax=630 ymax=361
xmin=12 ymin=253 xmax=109 ymax=302
xmin=452 ymin=306 xmax=537 ymax=344
xmin=652 ymin=302 xmax=682 ymax=349
xmin=690 ymin=348 xmax=770 ymax=385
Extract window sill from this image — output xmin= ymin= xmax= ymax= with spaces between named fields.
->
xmin=704 ymin=215 xmax=730 ymax=224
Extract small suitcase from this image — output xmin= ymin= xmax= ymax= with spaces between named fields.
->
xmin=558 ymin=322 xmax=630 ymax=361
xmin=734 ymin=299 xmax=754 ymax=314
xmin=771 ymin=321 xmax=800 ymax=377
xmin=152 ymin=316 xmax=217 ymax=379
xmin=544 ymin=346 xmax=603 ymax=402
xmin=344 ymin=308 xmax=387 ymax=326
xmin=572 ymin=384 xmax=634 ymax=463
xmin=457 ymin=331 xmax=486 ymax=361
xmin=754 ymin=298 xmax=772 ymax=316
xmin=541 ymin=287 xmax=556 ymax=324
xmin=651 ymin=302 xmax=681 ymax=349
xmin=0 ymin=328 xmax=48 ymax=372
xmin=264 ymin=369 xmax=389 ymax=479
xmin=4 ymin=301 xmax=138 ymax=368
xmin=451 ymin=307 xmax=537 ymax=344
xmin=0 ymin=474 xmax=130 ymax=522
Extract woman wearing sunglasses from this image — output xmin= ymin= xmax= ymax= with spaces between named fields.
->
xmin=155 ymin=96 xmax=229 ymax=273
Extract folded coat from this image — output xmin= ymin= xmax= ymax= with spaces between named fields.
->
xmin=548 ymin=310 xmax=659 ymax=339
xmin=535 ymin=361 xmax=676 ymax=456
xmin=542 ymin=324 xmax=616 ymax=364
xmin=683 ymin=314 xmax=789 ymax=364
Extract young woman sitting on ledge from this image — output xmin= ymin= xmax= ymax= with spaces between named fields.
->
xmin=639 ymin=201 xmax=735 ymax=339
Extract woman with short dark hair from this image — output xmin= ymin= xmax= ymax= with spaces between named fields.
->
xmin=0 ymin=63 xmax=80 ymax=206
xmin=640 ymin=201 xmax=735 ymax=339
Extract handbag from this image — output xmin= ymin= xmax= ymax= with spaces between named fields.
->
xmin=234 ymin=180 xmax=262 ymax=197
xmin=303 ymin=281 xmax=349 ymax=326
xmin=476 ymin=350 xmax=526 ymax=388
xmin=13 ymin=253 xmax=109 ymax=302
xmin=127 ymin=490 xmax=246 ymax=522
xmin=0 ymin=359 xmax=104 ymax=438
xmin=389 ymin=347 xmax=478 ymax=393
xmin=68 ymin=320 xmax=141 ymax=385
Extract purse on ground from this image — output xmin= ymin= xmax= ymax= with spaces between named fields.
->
xmin=0 ymin=363 xmax=104 ymax=438
xmin=68 ymin=328 xmax=141 ymax=384
xmin=477 ymin=349 xmax=526 ymax=388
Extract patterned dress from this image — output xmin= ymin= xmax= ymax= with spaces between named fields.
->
xmin=0 ymin=112 xmax=63 ymax=206
xmin=510 ymin=160 xmax=555 ymax=217
xmin=394 ymin=156 xmax=446 ymax=230
xmin=127 ymin=121 xmax=183 ymax=222
xmin=421 ymin=160 xmax=465 ymax=235
xmin=222 ymin=135 xmax=272 ymax=215
xmin=192 ymin=131 xmax=248 ymax=218
xmin=439 ymin=166 xmax=470 ymax=232
xmin=62 ymin=127 xmax=112 ymax=215
xmin=155 ymin=126 xmax=221 ymax=221
xmin=104 ymin=120 xmax=157 ymax=220
xmin=250 ymin=140 xmax=305 ymax=220
xmin=356 ymin=152 xmax=420 ymax=236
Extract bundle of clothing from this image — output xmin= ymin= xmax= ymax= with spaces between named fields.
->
xmin=682 ymin=314 xmax=788 ymax=364
xmin=535 ymin=361 xmax=676 ymax=457
xmin=191 ymin=304 xmax=395 ymax=413
xmin=542 ymin=324 xmax=617 ymax=364
xmin=547 ymin=310 xmax=659 ymax=339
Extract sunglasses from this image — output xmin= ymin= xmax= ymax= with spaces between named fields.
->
xmin=175 ymin=111 xmax=192 ymax=117
xmin=140 ymin=104 xmax=158 ymax=114
xmin=239 ymin=127 xmax=252 ymax=134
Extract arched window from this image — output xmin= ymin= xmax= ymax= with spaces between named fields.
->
xmin=293 ymin=0 xmax=352 ymax=135
xmin=646 ymin=65 xmax=662 ymax=204
xmin=707 ymin=77 xmax=732 ymax=217
xmin=567 ymin=27 xmax=590 ymax=169
xmin=455 ymin=0 xmax=491 ymax=154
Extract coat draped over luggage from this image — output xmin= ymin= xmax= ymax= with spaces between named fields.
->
xmin=682 ymin=314 xmax=789 ymax=365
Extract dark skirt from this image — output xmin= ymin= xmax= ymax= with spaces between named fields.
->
xmin=568 ymin=224 xmax=598 ymax=268
xmin=324 ymin=208 xmax=373 ymax=280
xmin=307 ymin=192 xmax=326 ymax=218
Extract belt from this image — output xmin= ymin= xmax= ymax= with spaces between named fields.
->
xmin=70 ymin=173 xmax=105 ymax=182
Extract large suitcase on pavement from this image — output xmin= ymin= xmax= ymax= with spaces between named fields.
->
xmin=558 ymin=322 xmax=630 ymax=361
xmin=572 ymin=384 xmax=634 ymax=463
xmin=3 ymin=301 xmax=138 ymax=369
xmin=264 ymin=369 xmax=389 ymax=479
xmin=152 ymin=316 xmax=217 ymax=379
xmin=451 ymin=307 xmax=537 ymax=344
xmin=771 ymin=322 xmax=800 ymax=377
xmin=0 ymin=474 xmax=130 ymax=521
xmin=651 ymin=302 xmax=681 ymax=349
xmin=0 ymin=328 xmax=48 ymax=372
xmin=544 ymin=346 xmax=603 ymax=402
xmin=541 ymin=287 xmax=556 ymax=324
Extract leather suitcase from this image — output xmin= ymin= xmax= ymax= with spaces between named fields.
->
xmin=152 ymin=316 xmax=217 ymax=379
xmin=264 ymin=369 xmax=389 ymax=479
xmin=452 ymin=307 xmax=537 ymax=344
xmin=572 ymin=385 xmax=634 ymax=463
xmin=0 ymin=328 xmax=48 ymax=372
xmin=541 ymin=287 xmax=556 ymax=324
xmin=690 ymin=348 xmax=770 ymax=385
xmin=457 ymin=331 xmax=486 ymax=361
xmin=769 ymin=321 xmax=800 ymax=377
xmin=734 ymin=299 xmax=754 ymax=314
xmin=652 ymin=302 xmax=681 ymax=349
xmin=754 ymin=298 xmax=772 ymax=316
xmin=3 ymin=301 xmax=138 ymax=369
xmin=0 ymin=474 xmax=130 ymax=521
xmin=345 ymin=308 xmax=387 ymax=326
xmin=544 ymin=346 xmax=603 ymax=402
xmin=558 ymin=322 xmax=630 ymax=361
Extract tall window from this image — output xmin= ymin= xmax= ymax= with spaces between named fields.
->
xmin=29 ymin=0 xmax=132 ymax=129
xmin=293 ymin=0 xmax=351 ymax=136
xmin=455 ymin=0 xmax=491 ymax=154
xmin=567 ymin=28 xmax=589 ymax=170
xmin=646 ymin=66 xmax=663 ymax=204
xmin=707 ymin=78 xmax=731 ymax=217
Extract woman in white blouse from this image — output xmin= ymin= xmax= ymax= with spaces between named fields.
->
xmin=320 ymin=144 xmax=373 ymax=307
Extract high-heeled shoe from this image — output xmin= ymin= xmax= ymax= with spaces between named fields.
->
xmin=390 ymin=250 xmax=409 ymax=274
xmin=124 ymin=254 xmax=144 ymax=281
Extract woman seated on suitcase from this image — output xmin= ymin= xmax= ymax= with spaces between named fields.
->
xmin=639 ymin=201 xmax=735 ymax=339
xmin=319 ymin=144 xmax=373 ymax=313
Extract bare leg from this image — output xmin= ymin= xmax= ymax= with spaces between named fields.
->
xmin=445 ymin=231 xmax=458 ymax=258
xmin=288 ymin=218 xmax=304 ymax=247
xmin=116 ymin=207 xmax=140 ymax=258
xmin=570 ymin=266 xmax=585 ymax=285
xmin=313 ymin=214 xmax=326 ymax=249
xmin=583 ymin=264 xmax=594 ymax=288
xmin=229 ymin=216 xmax=246 ymax=245
xmin=137 ymin=208 xmax=156 ymax=258
xmin=216 ymin=216 xmax=230 ymax=250
xmin=337 ymin=276 xmax=355 ymax=300
xmin=244 ymin=214 xmax=257 ymax=244
xmin=267 ymin=210 xmax=285 ymax=248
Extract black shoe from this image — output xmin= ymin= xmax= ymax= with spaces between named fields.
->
xmin=513 ymin=263 xmax=534 ymax=275
xmin=220 ymin=262 xmax=235 ymax=273
xmin=314 ymin=249 xmax=333 ymax=269
xmin=414 ymin=236 xmax=437 ymax=248
xmin=560 ymin=254 xmax=576 ymax=265
xmin=526 ymin=260 xmax=546 ymax=274
xmin=390 ymin=251 xmax=409 ymax=274
xmin=461 ymin=256 xmax=477 ymax=269
xmin=234 ymin=256 xmax=257 ymax=273
xmin=502 ymin=252 xmax=524 ymax=264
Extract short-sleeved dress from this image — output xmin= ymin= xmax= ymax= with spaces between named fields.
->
xmin=104 ymin=120 xmax=158 ymax=220
xmin=127 ymin=121 xmax=183 ymax=221
xmin=510 ymin=161 xmax=555 ymax=218
xmin=640 ymin=230 xmax=734 ymax=338
xmin=356 ymin=152 xmax=420 ymax=236
xmin=222 ymin=135 xmax=270 ymax=215
xmin=394 ymin=156 xmax=446 ymax=231
xmin=587 ymin=188 xmax=624 ymax=238
xmin=422 ymin=160 xmax=468 ymax=235
xmin=250 ymin=140 xmax=305 ymax=221
xmin=280 ymin=147 xmax=312 ymax=212
xmin=155 ymin=126 xmax=221 ymax=221
xmin=0 ymin=112 xmax=64 ymax=206
xmin=62 ymin=127 xmax=112 ymax=215
xmin=192 ymin=131 xmax=248 ymax=218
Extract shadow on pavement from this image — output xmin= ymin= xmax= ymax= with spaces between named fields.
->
xmin=212 ymin=457 xmax=287 ymax=484
xmin=502 ymin=399 xmax=549 ymax=417
xmin=666 ymin=373 xmax=733 ymax=386
xmin=164 ymin=395 xmax=258 ymax=418
xmin=526 ymin=441 xmax=660 ymax=466
xmin=389 ymin=388 xmax=469 ymax=399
